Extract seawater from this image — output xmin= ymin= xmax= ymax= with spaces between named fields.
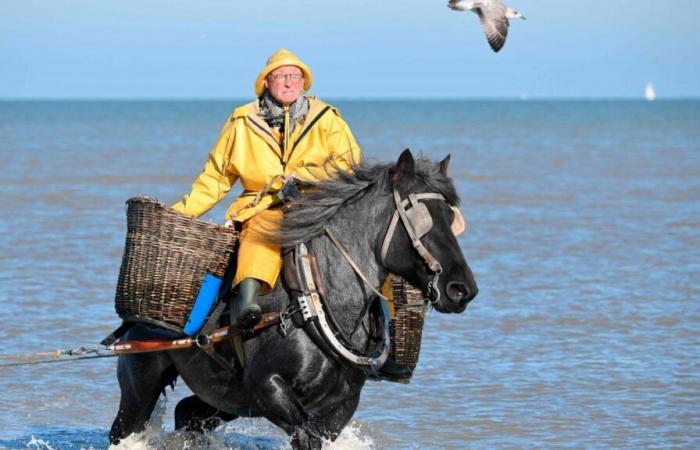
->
xmin=0 ymin=100 xmax=698 ymax=449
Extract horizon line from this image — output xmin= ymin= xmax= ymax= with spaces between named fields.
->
xmin=1 ymin=95 xmax=699 ymax=102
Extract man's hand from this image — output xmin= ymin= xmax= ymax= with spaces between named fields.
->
xmin=276 ymin=177 xmax=301 ymax=203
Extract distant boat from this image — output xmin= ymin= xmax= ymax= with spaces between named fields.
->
xmin=645 ymin=82 xmax=656 ymax=101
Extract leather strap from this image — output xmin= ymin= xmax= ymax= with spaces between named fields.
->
xmin=199 ymin=298 xmax=229 ymax=340
xmin=111 ymin=312 xmax=281 ymax=355
xmin=100 ymin=322 xmax=134 ymax=347
xmin=308 ymin=251 xmax=327 ymax=299
xmin=196 ymin=298 xmax=237 ymax=373
xmin=380 ymin=191 xmax=446 ymax=269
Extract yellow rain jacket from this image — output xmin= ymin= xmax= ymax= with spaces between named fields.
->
xmin=172 ymin=97 xmax=361 ymax=292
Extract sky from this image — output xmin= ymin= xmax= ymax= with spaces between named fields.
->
xmin=1 ymin=0 xmax=699 ymax=99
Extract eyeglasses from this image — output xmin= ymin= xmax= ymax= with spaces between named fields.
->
xmin=268 ymin=73 xmax=303 ymax=83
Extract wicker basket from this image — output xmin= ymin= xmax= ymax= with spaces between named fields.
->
xmin=389 ymin=276 xmax=427 ymax=369
xmin=114 ymin=197 xmax=239 ymax=332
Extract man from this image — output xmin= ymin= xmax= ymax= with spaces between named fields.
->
xmin=172 ymin=49 xmax=361 ymax=329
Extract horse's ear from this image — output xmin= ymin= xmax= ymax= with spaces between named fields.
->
xmin=439 ymin=154 xmax=451 ymax=176
xmin=394 ymin=149 xmax=416 ymax=182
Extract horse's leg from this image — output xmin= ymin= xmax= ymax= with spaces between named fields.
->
xmin=290 ymin=392 xmax=361 ymax=448
xmin=254 ymin=374 xmax=323 ymax=449
xmin=109 ymin=353 xmax=178 ymax=445
xmin=306 ymin=392 xmax=362 ymax=443
xmin=174 ymin=395 xmax=238 ymax=432
xmin=290 ymin=428 xmax=323 ymax=450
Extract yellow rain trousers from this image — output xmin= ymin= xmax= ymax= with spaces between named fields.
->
xmin=171 ymin=97 xmax=361 ymax=292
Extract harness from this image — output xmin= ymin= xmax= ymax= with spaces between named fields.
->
xmin=283 ymin=236 xmax=391 ymax=372
xmin=279 ymin=188 xmax=456 ymax=370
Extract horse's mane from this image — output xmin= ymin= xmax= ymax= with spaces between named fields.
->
xmin=276 ymin=156 xmax=460 ymax=248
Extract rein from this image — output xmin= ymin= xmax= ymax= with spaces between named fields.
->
xmin=324 ymin=227 xmax=388 ymax=302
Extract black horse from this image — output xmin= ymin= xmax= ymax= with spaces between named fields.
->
xmin=109 ymin=150 xmax=478 ymax=448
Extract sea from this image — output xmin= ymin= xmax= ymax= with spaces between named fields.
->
xmin=0 ymin=99 xmax=698 ymax=449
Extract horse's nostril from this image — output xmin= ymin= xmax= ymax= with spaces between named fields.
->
xmin=446 ymin=281 xmax=469 ymax=302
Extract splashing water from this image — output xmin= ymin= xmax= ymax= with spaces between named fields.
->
xmin=26 ymin=437 xmax=58 ymax=450
xmin=107 ymin=397 xmax=375 ymax=450
xmin=323 ymin=423 xmax=375 ymax=450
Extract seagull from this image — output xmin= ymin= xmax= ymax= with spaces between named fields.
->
xmin=448 ymin=0 xmax=526 ymax=53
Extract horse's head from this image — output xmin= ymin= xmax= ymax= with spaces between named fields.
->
xmin=380 ymin=149 xmax=478 ymax=313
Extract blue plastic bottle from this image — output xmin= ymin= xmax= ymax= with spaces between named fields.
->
xmin=183 ymin=273 xmax=222 ymax=336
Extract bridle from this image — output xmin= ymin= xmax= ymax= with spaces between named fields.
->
xmin=312 ymin=187 xmax=464 ymax=370
xmin=380 ymin=189 xmax=464 ymax=304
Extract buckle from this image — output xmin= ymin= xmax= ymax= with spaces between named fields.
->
xmin=195 ymin=333 xmax=212 ymax=349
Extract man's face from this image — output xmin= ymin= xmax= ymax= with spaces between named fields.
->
xmin=264 ymin=65 xmax=304 ymax=106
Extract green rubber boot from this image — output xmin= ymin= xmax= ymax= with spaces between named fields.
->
xmin=233 ymin=278 xmax=262 ymax=329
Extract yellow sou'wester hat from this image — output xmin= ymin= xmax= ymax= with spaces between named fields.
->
xmin=254 ymin=49 xmax=313 ymax=97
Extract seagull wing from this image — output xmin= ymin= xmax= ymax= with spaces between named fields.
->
xmin=476 ymin=4 xmax=510 ymax=52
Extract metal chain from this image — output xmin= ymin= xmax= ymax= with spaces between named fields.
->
xmin=279 ymin=305 xmax=301 ymax=337
xmin=0 ymin=346 xmax=117 ymax=368
xmin=426 ymin=271 xmax=442 ymax=305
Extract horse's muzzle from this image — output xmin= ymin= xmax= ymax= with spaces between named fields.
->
xmin=446 ymin=281 xmax=478 ymax=304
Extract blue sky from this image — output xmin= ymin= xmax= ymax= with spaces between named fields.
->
xmin=2 ymin=0 xmax=699 ymax=99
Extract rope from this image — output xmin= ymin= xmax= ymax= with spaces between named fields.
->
xmin=324 ymin=226 xmax=389 ymax=302
xmin=0 ymin=346 xmax=117 ymax=368
xmin=251 ymin=174 xmax=290 ymax=207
